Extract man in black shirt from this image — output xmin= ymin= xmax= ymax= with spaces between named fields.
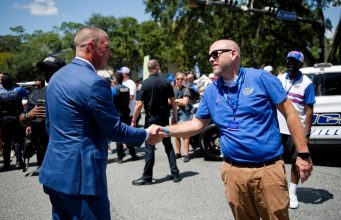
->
xmin=112 ymin=73 xmax=139 ymax=163
xmin=19 ymin=56 xmax=65 ymax=174
xmin=131 ymin=59 xmax=180 ymax=185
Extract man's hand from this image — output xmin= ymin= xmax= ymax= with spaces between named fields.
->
xmin=296 ymin=157 xmax=313 ymax=183
xmin=25 ymin=126 xmax=32 ymax=134
xmin=158 ymin=126 xmax=169 ymax=138
xmin=28 ymin=105 xmax=46 ymax=118
xmin=146 ymin=124 xmax=163 ymax=145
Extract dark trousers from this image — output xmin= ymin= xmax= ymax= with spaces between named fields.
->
xmin=31 ymin=123 xmax=48 ymax=166
xmin=142 ymin=115 xmax=179 ymax=180
xmin=1 ymin=120 xmax=24 ymax=167
xmin=116 ymin=115 xmax=136 ymax=159
xmin=281 ymin=134 xmax=297 ymax=161
xmin=116 ymin=142 xmax=136 ymax=159
xmin=43 ymin=186 xmax=111 ymax=220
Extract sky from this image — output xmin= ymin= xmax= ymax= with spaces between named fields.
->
xmin=0 ymin=0 xmax=340 ymax=37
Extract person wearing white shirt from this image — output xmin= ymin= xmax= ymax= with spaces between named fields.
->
xmin=119 ymin=67 xmax=137 ymax=120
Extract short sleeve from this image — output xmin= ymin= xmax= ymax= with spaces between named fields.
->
xmin=304 ymin=83 xmax=316 ymax=105
xmin=183 ymin=88 xmax=191 ymax=97
xmin=260 ymin=71 xmax=287 ymax=105
xmin=195 ymin=93 xmax=211 ymax=119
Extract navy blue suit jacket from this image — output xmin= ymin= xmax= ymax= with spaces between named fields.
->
xmin=39 ymin=58 xmax=146 ymax=195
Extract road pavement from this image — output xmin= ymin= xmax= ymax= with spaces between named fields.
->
xmin=0 ymin=141 xmax=340 ymax=220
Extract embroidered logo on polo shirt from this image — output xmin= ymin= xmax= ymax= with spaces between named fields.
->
xmin=243 ymin=87 xmax=254 ymax=95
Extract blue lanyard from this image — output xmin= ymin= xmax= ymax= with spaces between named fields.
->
xmin=222 ymin=70 xmax=244 ymax=121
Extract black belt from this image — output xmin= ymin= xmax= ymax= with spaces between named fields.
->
xmin=223 ymin=156 xmax=281 ymax=168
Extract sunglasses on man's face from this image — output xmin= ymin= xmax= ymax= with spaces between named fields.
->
xmin=207 ymin=49 xmax=232 ymax=62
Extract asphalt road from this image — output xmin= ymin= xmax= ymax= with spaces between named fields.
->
xmin=0 ymin=141 xmax=340 ymax=220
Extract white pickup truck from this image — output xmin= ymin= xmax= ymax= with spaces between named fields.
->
xmin=300 ymin=63 xmax=341 ymax=151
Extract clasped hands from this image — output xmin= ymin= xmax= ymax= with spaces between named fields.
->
xmin=145 ymin=125 xmax=169 ymax=145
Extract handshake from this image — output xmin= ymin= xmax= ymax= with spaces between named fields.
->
xmin=145 ymin=125 xmax=169 ymax=145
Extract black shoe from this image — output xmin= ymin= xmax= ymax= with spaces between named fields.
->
xmin=131 ymin=155 xmax=140 ymax=161
xmin=170 ymin=175 xmax=181 ymax=183
xmin=132 ymin=177 xmax=152 ymax=186
xmin=117 ymin=158 xmax=123 ymax=163
xmin=183 ymin=156 xmax=190 ymax=163
xmin=176 ymin=153 xmax=182 ymax=159
xmin=0 ymin=165 xmax=11 ymax=172
xmin=16 ymin=160 xmax=24 ymax=169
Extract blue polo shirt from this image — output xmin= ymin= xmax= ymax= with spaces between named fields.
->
xmin=196 ymin=68 xmax=287 ymax=163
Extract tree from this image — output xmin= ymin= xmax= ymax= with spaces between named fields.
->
xmin=144 ymin=0 xmax=339 ymax=73
xmin=6 ymin=31 xmax=63 ymax=81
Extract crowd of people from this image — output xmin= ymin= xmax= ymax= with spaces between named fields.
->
xmin=0 ymin=26 xmax=315 ymax=219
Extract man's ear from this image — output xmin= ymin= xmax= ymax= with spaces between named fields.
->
xmin=87 ymin=42 xmax=95 ymax=52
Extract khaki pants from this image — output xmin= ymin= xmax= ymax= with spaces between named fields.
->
xmin=221 ymin=160 xmax=289 ymax=220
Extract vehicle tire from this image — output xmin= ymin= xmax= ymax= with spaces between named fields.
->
xmin=189 ymin=133 xmax=200 ymax=150
xmin=199 ymin=124 xmax=222 ymax=161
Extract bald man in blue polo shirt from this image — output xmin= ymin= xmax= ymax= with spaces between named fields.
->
xmin=160 ymin=39 xmax=313 ymax=220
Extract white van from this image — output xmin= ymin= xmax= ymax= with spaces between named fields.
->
xmin=300 ymin=63 xmax=341 ymax=150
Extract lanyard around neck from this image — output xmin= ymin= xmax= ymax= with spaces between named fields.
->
xmin=222 ymin=70 xmax=244 ymax=121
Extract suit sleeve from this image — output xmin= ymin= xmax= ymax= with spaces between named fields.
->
xmin=87 ymin=79 xmax=146 ymax=145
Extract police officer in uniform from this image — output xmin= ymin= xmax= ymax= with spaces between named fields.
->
xmin=111 ymin=73 xmax=139 ymax=162
xmin=0 ymin=75 xmax=28 ymax=171
xmin=19 ymin=56 xmax=65 ymax=174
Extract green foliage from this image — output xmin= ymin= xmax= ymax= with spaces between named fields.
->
xmin=0 ymin=52 xmax=15 ymax=72
xmin=86 ymin=13 xmax=119 ymax=34
xmin=0 ymin=0 xmax=339 ymax=83
xmin=5 ymin=32 xmax=63 ymax=81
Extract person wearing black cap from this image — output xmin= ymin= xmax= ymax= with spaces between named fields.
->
xmin=19 ymin=55 xmax=66 ymax=174
xmin=277 ymin=51 xmax=315 ymax=209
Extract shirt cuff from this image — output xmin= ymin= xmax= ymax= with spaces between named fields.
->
xmin=144 ymin=129 xmax=150 ymax=140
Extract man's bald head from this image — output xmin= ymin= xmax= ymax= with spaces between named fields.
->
xmin=208 ymin=39 xmax=241 ymax=80
xmin=210 ymin=39 xmax=240 ymax=54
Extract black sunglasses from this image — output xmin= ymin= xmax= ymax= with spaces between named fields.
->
xmin=207 ymin=49 xmax=232 ymax=62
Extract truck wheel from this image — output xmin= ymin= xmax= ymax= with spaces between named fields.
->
xmin=199 ymin=124 xmax=222 ymax=161
xmin=189 ymin=133 xmax=200 ymax=150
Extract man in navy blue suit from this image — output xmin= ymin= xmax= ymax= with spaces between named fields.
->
xmin=39 ymin=27 xmax=162 ymax=220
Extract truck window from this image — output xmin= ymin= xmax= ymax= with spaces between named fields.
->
xmin=305 ymin=73 xmax=320 ymax=96
xmin=322 ymin=72 xmax=341 ymax=95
